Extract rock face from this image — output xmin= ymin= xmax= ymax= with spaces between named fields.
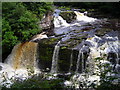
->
xmin=30 ymin=32 xmax=48 ymax=42
xmin=37 ymin=10 xmax=120 ymax=76
xmin=40 ymin=11 xmax=54 ymax=36
xmin=38 ymin=42 xmax=79 ymax=73
xmin=1 ymin=9 xmax=120 ymax=88
xmin=60 ymin=11 xmax=76 ymax=23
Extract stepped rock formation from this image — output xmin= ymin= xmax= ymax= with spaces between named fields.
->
xmin=1 ymin=9 xmax=120 ymax=88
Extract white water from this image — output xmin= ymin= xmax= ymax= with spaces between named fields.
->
xmin=51 ymin=41 xmax=61 ymax=73
xmin=75 ymin=49 xmax=82 ymax=73
xmin=1 ymin=9 xmax=119 ymax=88
xmin=0 ymin=63 xmax=28 ymax=87
xmin=76 ymin=45 xmax=87 ymax=73
xmin=0 ymin=42 xmax=40 ymax=87
xmin=74 ymin=11 xmax=96 ymax=22
xmin=54 ymin=10 xmax=97 ymax=35
xmin=81 ymin=52 xmax=84 ymax=72
xmin=54 ymin=16 xmax=70 ymax=28
xmin=69 ymin=49 xmax=73 ymax=72
xmin=68 ymin=33 xmax=120 ymax=88
xmin=53 ymin=9 xmax=69 ymax=28
xmin=85 ymin=31 xmax=120 ymax=77
xmin=0 ymin=41 xmax=46 ymax=87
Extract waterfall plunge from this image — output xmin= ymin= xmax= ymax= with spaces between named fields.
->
xmin=5 ymin=42 xmax=38 ymax=70
xmin=75 ymin=48 xmax=85 ymax=73
xmin=51 ymin=41 xmax=61 ymax=73
xmin=76 ymin=49 xmax=81 ymax=73
xmin=0 ymin=42 xmax=40 ymax=87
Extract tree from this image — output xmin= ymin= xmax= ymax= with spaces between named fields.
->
xmin=2 ymin=2 xmax=53 ymax=61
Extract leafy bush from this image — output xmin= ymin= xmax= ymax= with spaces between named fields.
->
xmin=23 ymin=2 xmax=53 ymax=19
xmin=2 ymin=2 xmax=53 ymax=61
xmin=7 ymin=75 xmax=64 ymax=89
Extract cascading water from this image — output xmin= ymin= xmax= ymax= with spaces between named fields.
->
xmin=105 ymin=35 xmax=120 ymax=73
xmin=75 ymin=45 xmax=88 ymax=73
xmin=75 ymin=49 xmax=82 ymax=73
xmin=54 ymin=16 xmax=70 ymax=28
xmin=51 ymin=41 xmax=61 ymax=73
xmin=81 ymin=52 xmax=84 ymax=73
xmin=74 ymin=11 xmax=96 ymax=22
xmin=5 ymin=42 xmax=38 ymax=70
xmin=0 ymin=42 xmax=41 ymax=87
xmin=53 ymin=9 xmax=69 ymax=28
xmin=1 ymin=8 xmax=120 ymax=89
xmin=54 ymin=10 xmax=98 ymax=35
xmin=83 ymin=31 xmax=120 ymax=78
xmin=69 ymin=49 xmax=73 ymax=72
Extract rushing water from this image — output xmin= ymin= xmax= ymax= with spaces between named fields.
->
xmin=52 ymin=9 xmax=120 ymax=88
xmin=54 ymin=16 xmax=69 ymax=28
xmin=5 ymin=42 xmax=38 ymax=70
xmin=1 ymin=9 xmax=120 ymax=88
xmin=0 ymin=42 xmax=40 ymax=87
xmin=74 ymin=11 xmax=97 ymax=22
xmin=51 ymin=41 xmax=61 ymax=73
xmin=75 ymin=48 xmax=82 ymax=73
xmin=69 ymin=49 xmax=73 ymax=72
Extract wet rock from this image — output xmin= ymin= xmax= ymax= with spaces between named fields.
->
xmin=60 ymin=11 xmax=76 ymax=23
xmin=40 ymin=11 xmax=54 ymax=35
xmin=107 ymin=52 xmax=117 ymax=64
xmin=40 ymin=37 xmax=60 ymax=45
xmin=0 ymin=66 xmax=2 ymax=71
xmin=95 ymin=28 xmax=112 ymax=36
xmin=81 ymin=26 xmax=93 ymax=32
xmin=38 ymin=44 xmax=53 ymax=71
xmin=30 ymin=32 xmax=48 ymax=42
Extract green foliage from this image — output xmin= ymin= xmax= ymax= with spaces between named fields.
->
xmin=2 ymin=3 xmax=39 ymax=47
xmin=9 ymin=75 xmax=64 ymax=89
xmin=58 ymin=6 xmax=71 ymax=10
xmin=23 ymin=2 xmax=53 ymax=19
xmin=96 ymin=83 xmax=120 ymax=90
xmin=61 ymin=46 xmax=67 ymax=49
xmin=2 ymin=2 xmax=53 ymax=60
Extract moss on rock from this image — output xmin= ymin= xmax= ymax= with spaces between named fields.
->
xmin=95 ymin=28 xmax=112 ymax=36
xmin=60 ymin=11 xmax=76 ymax=23
xmin=40 ymin=38 xmax=60 ymax=45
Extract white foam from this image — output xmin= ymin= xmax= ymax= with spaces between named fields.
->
xmin=74 ymin=11 xmax=97 ymax=22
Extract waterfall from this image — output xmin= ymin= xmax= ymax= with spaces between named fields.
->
xmin=75 ymin=49 xmax=82 ymax=73
xmin=51 ymin=41 xmax=61 ymax=73
xmin=86 ymin=32 xmax=120 ymax=75
xmin=76 ymin=51 xmax=85 ymax=73
xmin=69 ymin=49 xmax=73 ymax=72
xmin=53 ymin=9 xmax=69 ymax=28
xmin=106 ymin=40 xmax=120 ymax=72
xmin=75 ymin=44 xmax=90 ymax=73
xmin=81 ymin=52 xmax=84 ymax=72
xmin=116 ymin=52 xmax=120 ymax=72
xmin=54 ymin=16 xmax=69 ymax=28
xmin=74 ymin=11 xmax=96 ymax=22
xmin=5 ymin=42 xmax=38 ymax=70
xmin=0 ymin=42 xmax=39 ymax=87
